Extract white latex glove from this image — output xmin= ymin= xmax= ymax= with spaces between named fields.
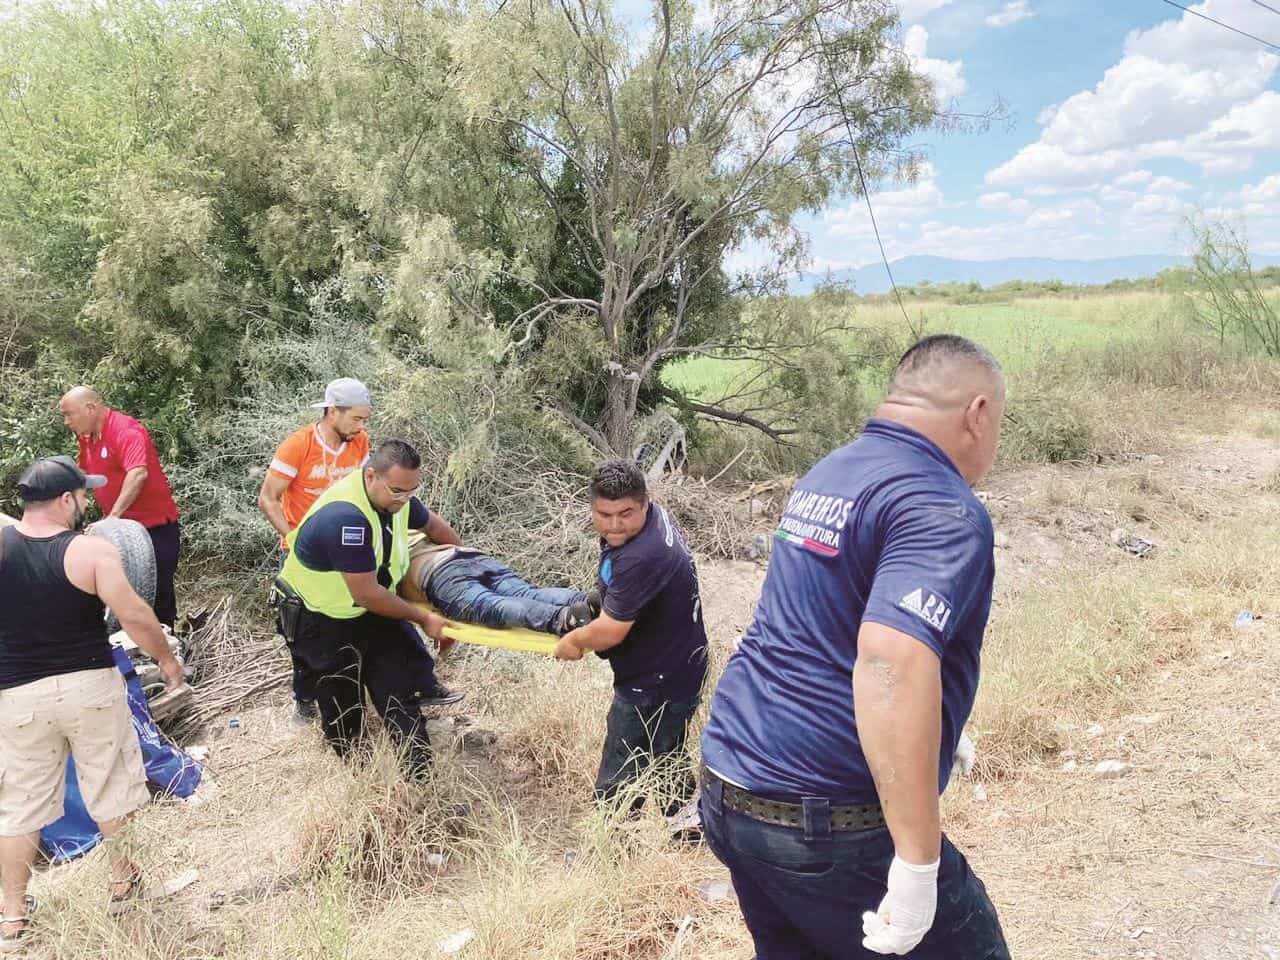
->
xmin=952 ymin=730 xmax=976 ymax=777
xmin=861 ymin=855 xmax=940 ymax=955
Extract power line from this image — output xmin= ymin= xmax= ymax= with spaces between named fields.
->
xmin=849 ymin=148 xmax=912 ymax=328
xmin=813 ymin=21 xmax=913 ymax=328
xmin=1247 ymin=0 xmax=1280 ymax=19
xmin=1158 ymin=0 xmax=1280 ymax=53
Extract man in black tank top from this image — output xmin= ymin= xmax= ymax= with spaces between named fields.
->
xmin=0 ymin=457 xmax=184 ymax=948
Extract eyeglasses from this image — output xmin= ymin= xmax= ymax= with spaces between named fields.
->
xmin=384 ymin=481 xmax=421 ymax=501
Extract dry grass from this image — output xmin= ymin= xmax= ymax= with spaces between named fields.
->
xmin=972 ymin=513 xmax=1280 ymax=775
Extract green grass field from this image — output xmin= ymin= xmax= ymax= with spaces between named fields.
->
xmin=664 ymin=290 xmax=1175 ymax=398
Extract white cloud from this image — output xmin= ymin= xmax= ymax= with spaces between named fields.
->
xmin=1131 ymin=194 xmax=1187 ymax=217
xmin=1026 ymin=206 xmax=1075 ymax=228
xmin=825 ymin=170 xmax=945 ymax=238
xmin=988 ymin=142 xmax=1130 ymax=188
xmin=986 ymin=1 xmax=1280 ymax=188
xmin=1148 ymin=175 xmax=1192 ymax=194
xmin=1237 ymin=174 xmax=1280 ymax=205
xmin=1099 ymin=185 xmax=1140 ymax=206
xmin=1114 ymin=170 xmax=1153 ymax=187
xmin=978 ymin=192 xmax=1032 ymax=215
xmin=903 ymin=25 xmax=967 ymax=103
xmin=897 ymin=0 xmax=952 ymax=23
xmin=985 ymin=1 xmax=1033 ymax=28
xmin=1181 ymin=91 xmax=1280 ymax=165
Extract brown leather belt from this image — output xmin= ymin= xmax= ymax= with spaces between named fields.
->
xmin=707 ymin=769 xmax=886 ymax=832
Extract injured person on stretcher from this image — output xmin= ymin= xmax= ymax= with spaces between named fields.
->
xmin=401 ymin=534 xmax=597 ymax=637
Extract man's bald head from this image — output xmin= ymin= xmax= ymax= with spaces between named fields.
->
xmin=61 ymin=385 xmax=103 ymax=406
xmin=877 ymin=334 xmax=1005 ymax=486
xmin=888 ymin=335 xmax=1003 ymax=409
xmin=58 ymin=385 xmax=106 ymax=437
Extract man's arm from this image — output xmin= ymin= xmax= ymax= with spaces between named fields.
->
xmin=554 ymin=613 xmax=632 ymax=660
xmin=423 ymin=512 xmax=461 ymax=547
xmin=107 ymin=467 xmax=148 ymax=518
xmin=257 ymin=472 xmax=293 ymax=539
xmin=88 ymin=541 xmax=184 ymax=689
xmin=341 ymin=571 xmax=451 ymax=640
xmin=854 ymin=621 xmax=943 ymax=956
xmin=852 ymin=621 xmax=942 ymax=864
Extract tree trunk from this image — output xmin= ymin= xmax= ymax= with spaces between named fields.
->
xmin=601 ymin=366 xmax=633 ymax=455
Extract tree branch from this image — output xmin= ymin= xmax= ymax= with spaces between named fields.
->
xmin=661 ymin=388 xmax=798 ymax=443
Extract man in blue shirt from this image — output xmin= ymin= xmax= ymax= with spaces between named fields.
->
xmin=280 ymin=440 xmax=458 ymax=778
xmin=555 ymin=459 xmax=707 ymax=814
xmin=700 ymin=335 xmax=1011 ymax=958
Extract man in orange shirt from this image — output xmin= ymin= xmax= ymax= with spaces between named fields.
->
xmin=258 ymin=379 xmax=372 ymax=723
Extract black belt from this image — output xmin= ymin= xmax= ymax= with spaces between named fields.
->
xmin=706 ymin=768 xmax=886 ymax=832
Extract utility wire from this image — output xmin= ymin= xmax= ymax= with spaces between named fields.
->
xmin=1158 ymin=0 xmax=1280 ymax=53
xmin=1247 ymin=0 xmax=1280 ymax=19
xmin=812 ymin=20 xmax=913 ymax=328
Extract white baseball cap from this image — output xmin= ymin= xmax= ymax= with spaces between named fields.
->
xmin=310 ymin=377 xmax=372 ymax=409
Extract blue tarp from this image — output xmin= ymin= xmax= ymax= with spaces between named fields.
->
xmin=39 ymin=646 xmax=203 ymax=863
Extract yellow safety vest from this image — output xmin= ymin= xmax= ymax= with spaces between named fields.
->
xmin=280 ymin=469 xmax=411 ymax=619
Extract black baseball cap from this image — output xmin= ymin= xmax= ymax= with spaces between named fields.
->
xmin=17 ymin=455 xmax=107 ymax=502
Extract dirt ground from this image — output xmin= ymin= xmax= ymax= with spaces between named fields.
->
xmin=692 ymin=430 xmax=1280 ymax=960
xmin=21 ymin=427 xmax=1280 ymax=959
xmin=953 ymin=432 xmax=1280 ymax=960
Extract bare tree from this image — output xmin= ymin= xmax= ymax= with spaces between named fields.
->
xmin=1182 ymin=216 xmax=1280 ymax=358
xmin=453 ymin=0 xmax=966 ymax=452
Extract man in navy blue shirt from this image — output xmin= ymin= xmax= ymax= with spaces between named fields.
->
xmin=280 ymin=440 xmax=460 ymax=777
xmin=555 ymin=459 xmax=707 ymax=814
xmin=700 ymin=335 xmax=1011 ymax=958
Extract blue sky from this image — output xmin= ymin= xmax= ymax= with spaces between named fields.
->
xmin=803 ymin=0 xmax=1280 ymax=270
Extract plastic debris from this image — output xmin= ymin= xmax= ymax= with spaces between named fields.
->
xmin=1235 ymin=610 xmax=1259 ymax=628
xmin=437 ymin=929 xmax=475 ymax=955
xmin=1110 ymin=528 xmax=1156 ymax=558
xmin=1094 ymin=760 xmax=1132 ymax=779
xmin=696 ymin=879 xmax=734 ymax=903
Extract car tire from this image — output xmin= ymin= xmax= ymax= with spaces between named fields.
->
xmin=90 ymin=518 xmax=157 ymax=632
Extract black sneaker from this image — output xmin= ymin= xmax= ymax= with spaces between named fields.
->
xmin=293 ymin=699 xmax=319 ymax=726
xmin=585 ymin=589 xmax=602 ymax=618
xmin=420 ymin=685 xmax=465 ymax=708
xmin=557 ymin=600 xmax=594 ymax=635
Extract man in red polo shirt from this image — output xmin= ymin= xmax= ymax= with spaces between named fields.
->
xmin=59 ymin=387 xmax=182 ymax=628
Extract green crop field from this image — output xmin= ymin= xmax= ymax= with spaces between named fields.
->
xmin=663 ymin=290 xmax=1178 ymax=400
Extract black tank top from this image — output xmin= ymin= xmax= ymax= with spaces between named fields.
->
xmin=0 ymin=526 xmax=113 ymax=690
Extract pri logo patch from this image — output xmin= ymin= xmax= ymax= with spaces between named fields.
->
xmin=899 ymin=588 xmax=953 ymax=632
xmin=341 ymin=526 xmax=366 ymax=547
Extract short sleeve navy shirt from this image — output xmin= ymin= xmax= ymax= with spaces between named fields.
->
xmin=700 ymin=420 xmax=995 ymax=803
xmin=294 ymin=497 xmax=430 ymax=587
xmin=597 ymin=501 xmax=708 ymax=704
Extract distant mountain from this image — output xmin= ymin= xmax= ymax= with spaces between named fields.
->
xmin=795 ymin=253 xmax=1280 ymax=295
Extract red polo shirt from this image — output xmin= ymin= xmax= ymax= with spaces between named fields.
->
xmin=77 ymin=408 xmax=180 ymax=528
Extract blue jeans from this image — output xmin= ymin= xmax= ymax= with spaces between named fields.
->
xmin=700 ymin=776 xmax=1011 ymax=960
xmin=595 ymin=693 xmax=701 ymax=816
xmin=427 ymin=554 xmax=585 ymax=633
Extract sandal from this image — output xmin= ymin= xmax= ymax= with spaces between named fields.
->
xmin=0 ymin=895 xmax=37 ymax=953
xmin=107 ymin=867 xmax=199 ymax=915
xmin=107 ymin=868 xmax=144 ymax=915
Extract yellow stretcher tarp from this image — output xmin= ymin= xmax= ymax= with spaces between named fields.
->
xmin=409 ymin=602 xmax=559 ymax=656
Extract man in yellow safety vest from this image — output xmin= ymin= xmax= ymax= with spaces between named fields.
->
xmin=277 ymin=438 xmax=458 ymax=776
